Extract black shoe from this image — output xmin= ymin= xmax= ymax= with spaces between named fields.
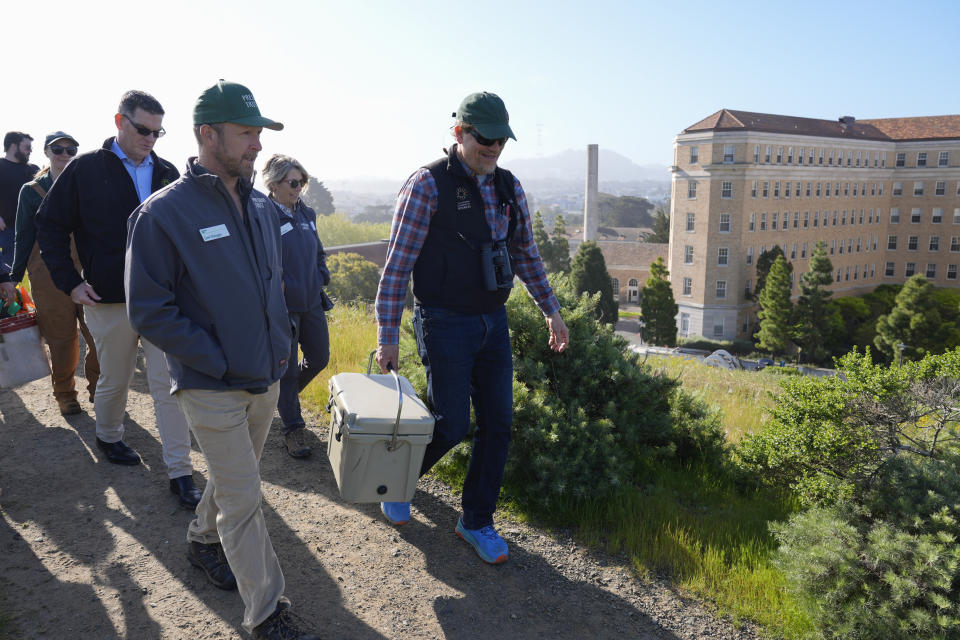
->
xmin=187 ymin=541 xmax=237 ymax=591
xmin=253 ymin=602 xmax=321 ymax=640
xmin=169 ymin=475 xmax=202 ymax=510
xmin=95 ymin=437 xmax=141 ymax=465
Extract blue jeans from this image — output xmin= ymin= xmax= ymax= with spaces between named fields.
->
xmin=276 ymin=307 xmax=330 ymax=434
xmin=0 ymin=226 xmax=14 ymax=272
xmin=413 ymin=304 xmax=513 ymax=530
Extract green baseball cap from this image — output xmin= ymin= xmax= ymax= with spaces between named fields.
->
xmin=453 ymin=92 xmax=516 ymax=141
xmin=193 ymin=80 xmax=283 ymax=130
xmin=44 ymin=131 xmax=78 ymax=148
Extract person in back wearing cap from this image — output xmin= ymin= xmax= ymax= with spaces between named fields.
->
xmin=0 ymin=132 xmax=100 ymax=415
xmin=374 ymin=92 xmax=569 ymax=564
xmin=125 ymin=80 xmax=320 ymax=640
xmin=34 ymin=91 xmax=201 ymax=509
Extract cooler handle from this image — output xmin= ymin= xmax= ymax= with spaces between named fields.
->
xmin=368 ymin=350 xmax=403 ymax=452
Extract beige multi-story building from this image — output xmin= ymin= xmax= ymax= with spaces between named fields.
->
xmin=669 ymin=109 xmax=960 ymax=341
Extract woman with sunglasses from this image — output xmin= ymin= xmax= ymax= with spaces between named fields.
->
xmin=262 ymin=154 xmax=334 ymax=459
xmin=0 ymin=132 xmax=99 ymax=415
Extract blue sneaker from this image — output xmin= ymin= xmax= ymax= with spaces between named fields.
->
xmin=380 ymin=501 xmax=410 ymax=526
xmin=455 ymin=518 xmax=509 ymax=564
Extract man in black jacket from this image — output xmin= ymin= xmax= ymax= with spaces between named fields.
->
xmin=35 ymin=90 xmax=201 ymax=509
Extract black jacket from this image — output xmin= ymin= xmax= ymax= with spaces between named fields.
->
xmin=36 ymin=137 xmax=179 ymax=303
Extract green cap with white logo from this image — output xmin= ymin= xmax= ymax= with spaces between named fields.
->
xmin=193 ymin=80 xmax=283 ymax=130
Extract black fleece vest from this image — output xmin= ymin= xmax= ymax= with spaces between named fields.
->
xmin=412 ymin=145 xmax=517 ymax=314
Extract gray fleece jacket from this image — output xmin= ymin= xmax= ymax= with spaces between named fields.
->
xmin=125 ymin=158 xmax=291 ymax=392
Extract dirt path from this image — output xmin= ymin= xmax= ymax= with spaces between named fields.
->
xmin=0 ymin=364 xmax=760 ymax=640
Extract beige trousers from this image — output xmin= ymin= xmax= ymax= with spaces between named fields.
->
xmin=83 ymin=303 xmax=192 ymax=478
xmin=177 ymin=383 xmax=286 ymax=633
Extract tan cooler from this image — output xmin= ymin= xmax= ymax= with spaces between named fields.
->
xmin=327 ymin=370 xmax=434 ymax=503
xmin=0 ymin=312 xmax=50 ymax=388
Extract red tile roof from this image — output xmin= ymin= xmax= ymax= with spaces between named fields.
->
xmin=683 ymin=109 xmax=960 ymax=141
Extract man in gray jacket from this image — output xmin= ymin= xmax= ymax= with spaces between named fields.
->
xmin=125 ymin=80 xmax=319 ymax=640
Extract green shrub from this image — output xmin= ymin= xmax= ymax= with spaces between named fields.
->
xmin=677 ymin=336 xmax=754 ymax=355
xmin=772 ymin=454 xmax=960 ymax=639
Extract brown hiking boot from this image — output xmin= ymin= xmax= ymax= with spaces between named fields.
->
xmin=284 ymin=428 xmax=311 ymax=459
xmin=56 ymin=396 xmax=82 ymax=416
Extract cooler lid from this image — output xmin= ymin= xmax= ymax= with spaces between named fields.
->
xmin=329 ymin=373 xmax=435 ymax=436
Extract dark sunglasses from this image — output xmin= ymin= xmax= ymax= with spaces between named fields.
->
xmin=466 ymin=128 xmax=507 ymax=147
xmin=123 ymin=113 xmax=165 ymax=138
xmin=49 ymin=145 xmax=78 ymax=156
xmin=285 ymin=178 xmax=307 ymax=189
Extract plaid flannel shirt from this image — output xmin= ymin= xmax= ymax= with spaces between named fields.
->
xmin=375 ymin=161 xmax=559 ymax=345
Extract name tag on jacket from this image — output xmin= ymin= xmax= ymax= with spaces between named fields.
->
xmin=280 ymin=222 xmax=294 ymax=235
xmin=200 ymin=224 xmax=230 ymax=242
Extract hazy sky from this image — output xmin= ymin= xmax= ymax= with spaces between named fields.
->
xmin=6 ymin=0 xmax=958 ymax=183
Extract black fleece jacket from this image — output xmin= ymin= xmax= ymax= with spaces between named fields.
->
xmin=35 ymin=137 xmax=179 ymax=302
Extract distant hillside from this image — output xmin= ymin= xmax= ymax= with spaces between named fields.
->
xmin=504 ymin=148 xmax=668 ymax=182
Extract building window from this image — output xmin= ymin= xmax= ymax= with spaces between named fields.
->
xmin=802 ymin=242 xmax=808 ymax=259
xmin=949 ymin=265 xmax=958 ymax=280
xmin=777 ymin=147 xmax=783 ymax=163
xmin=841 ymin=211 xmax=847 ymax=226
xmin=930 ymin=236 xmax=941 ymax=252
xmin=795 ymin=181 xmax=802 ymax=198
xmin=895 ymin=152 xmax=905 ymax=167
xmin=760 ymin=213 xmax=767 ymax=231
xmin=856 ymin=151 xmax=862 ymax=167
xmin=799 ymin=147 xmax=805 ymax=164
xmin=950 ymin=236 xmax=960 ymax=252
xmin=716 ymin=280 xmax=727 ymax=299
xmin=787 ymin=147 xmax=794 ymax=163
xmin=814 ymin=211 xmax=820 ymax=227
xmin=908 ymin=236 xmax=919 ymax=251
xmin=844 ymin=183 xmax=850 ymax=197
xmin=764 ymin=146 xmax=771 ymax=163
xmin=806 ymin=182 xmax=811 ymax=197
xmin=955 ymin=208 xmax=960 ymax=224
xmin=845 ymin=266 xmax=850 ymax=281
xmin=809 ymin=147 xmax=815 ymax=164
xmin=936 ymin=181 xmax=946 ymax=196
xmin=830 ymin=239 xmax=836 ymax=255
xmin=911 ymin=208 xmax=922 ymax=224
xmin=939 ymin=151 xmax=950 ymax=167
xmin=838 ymin=151 xmax=844 ymax=166
xmin=682 ymin=278 xmax=692 ymax=296
xmin=885 ymin=262 xmax=896 ymax=277
xmin=744 ymin=279 xmax=752 ymax=296
xmin=833 ymin=210 xmax=839 ymax=226
xmin=826 ymin=183 xmax=832 ymax=197
xmin=774 ymin=181 xmax=780 ymax=198
xmin=890 ymin=208 xmax=900 ymax=223
xmin=816 ymin=182 xmax=822 ymax=197
xmin=684 ymin=245 xmax=694 ymax=264
xmin=927 ymin=263 xmax=937 ymax=279
xmin=680 ymin=313 xmax=690 ymax=337
xmin=751 ymin=180 xmax=758 ymax=198
xmin=784 ymin=181 xmax=791 ymax=199
xmin=819 ymin=148 xmax=825 ymax=165
xmin=888 ymin=235 xmax=898 ymax=250
xmin=793 ymin=211 xmax=800 ymax=229
xmin=917 ymin=152 xmax=927 ymax=167
xmin=719 ymin=213 xmax=731 ymax=232
xmin=914 ymin=182 xmax=924 ymax=197
xmin=905 ymin=263 xmax=916 ymax=277
xmin=723 ymin=145 xmax=735 ymax=163
xmin=853 ymin=183 xmax=858 ymax=197
xmin=893 ymin=182 xmax=903 ymax=196
xmin=721 ymin=181 xmax=733 ymax=199
xmin=772 ymin=212 xmax=779 ymax=229
xmin=934 ymin=208 xmax=944 ymax=223
xmin=611 ymin=278 xmax=619 ymax=299
xmin=689 ymin=146 xmax=699 ymax=164
xmin=718 ymin=248 xmax=729 ymax=266
xmin=790 ymin=243 xmax=797 ymax=259
xmin=713 ymin=318 xmax=724 ymax=338
xmin=762 ymin=181 xmax=769 ymax=198
xmin=854 ymin=266 xmax=859 ymax=280
xmin=878 ymin=183 xmax=884 ymax=196
xmin=754 ymin=145 xmax=760 ymax=163
xmin=686 ymin=212 xmax=695 ymax=232
xmin=749 ymin=212 xmax=756 ymax=232
xmin=746 ymin=246 xmax=754 ymax=264
xmin=829 ymin=150 xmax=835 ymax=165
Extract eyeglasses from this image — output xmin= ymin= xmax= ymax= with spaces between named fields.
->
xmin=122 ymin=113 xmax=165 ymax=138
xmin=285 ymin=178 xmax=307 ymax=189
xmin=466 ymin=127 xmax=507 ymax=148
xmin=49 ymin=145 xmax=78 ymax=156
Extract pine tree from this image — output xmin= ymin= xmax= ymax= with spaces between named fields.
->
xmin=549 ymin=215 xmax=571 ymax=274
xmin=640 ymin=257 xmax=678 ymax=346
xmin=795 ymin=241 xmax=834 ymax=362
xmin=757 ymin=255 xmax=794 ymax=355
xmin=571 ymin=241 xmax=618 ymax=324
xmin=301 ymin=177 xmax=335 ymax=214
xmin=754 ymin=245 xmax=792 ymax=300
xmin=874 ymin=274 xmax=944 ymax=361
xmin=646 ymin=204 xmax=670 ymax=243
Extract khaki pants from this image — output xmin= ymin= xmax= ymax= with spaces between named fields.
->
xmin=27 ymin=245 xmax=99 ymax=401
xmin=83 ymin=303 xmax=192 ymax=478
xmin=177 ymin=383 xmax=286 ymax=633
